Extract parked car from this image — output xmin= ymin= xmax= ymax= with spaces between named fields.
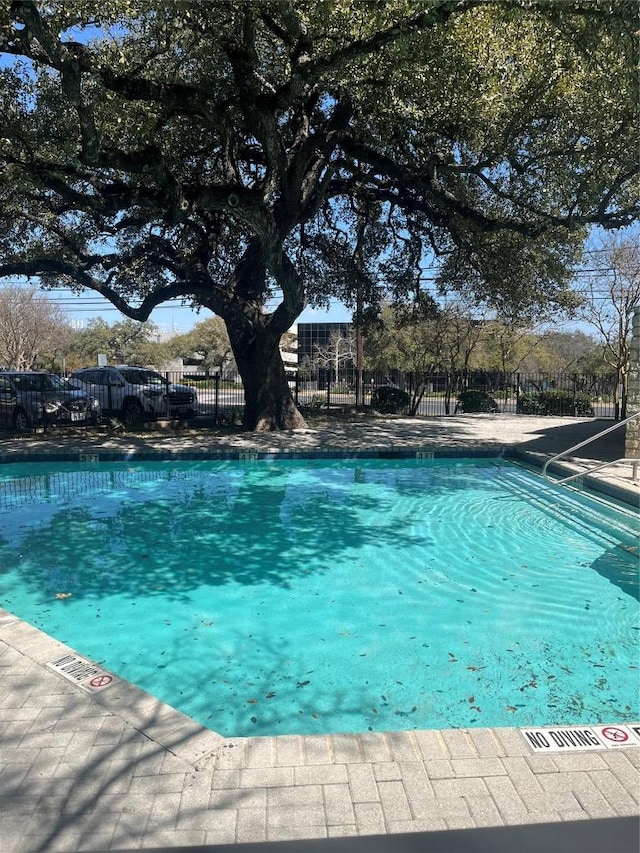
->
xmin=47 ymin=374 xmax=103 ymax=421
xmin=69 ymin=366 xmax=198 ymax=427
xmin=0 ymin=371 xmax=101 ymax=430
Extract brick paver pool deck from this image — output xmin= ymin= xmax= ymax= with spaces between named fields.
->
xmin=0 ymin=415 xmax=638 ymax=851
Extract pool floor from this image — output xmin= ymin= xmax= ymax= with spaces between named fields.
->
xmin=0 ymin=456 xmax=638 ymax=737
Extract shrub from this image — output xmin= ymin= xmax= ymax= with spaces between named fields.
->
xmin=371 ymin=386 xmax=410 ymax=414
xmin=300 ymin=395 xmax=325 ymax=414
xmin=456 ymin=389 xmax=500 ymax=413
xmin=515 ymin=392 xmax=545 ymax=415
xmin=516 ymin=390 xmax=594 ymax=416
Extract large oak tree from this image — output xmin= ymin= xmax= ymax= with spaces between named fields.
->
xmin=0 ymin=0 xmax=638 ymax=429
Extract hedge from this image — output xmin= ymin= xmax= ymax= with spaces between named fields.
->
xmin=371 ymin=386 xmax=410 ymax=414
xmin=516 ymin=389 xmax=594 ymax=416
xmin=456 ymin=389 xmax=500 ymax=413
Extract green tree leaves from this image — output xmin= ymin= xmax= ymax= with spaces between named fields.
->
xmin=0 ymin=1 xmax=638 ymax=428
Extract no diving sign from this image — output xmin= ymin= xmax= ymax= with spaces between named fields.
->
xmin=598 ymin=725 xmax=640 ymax=748
xmin=47 ymin=653 xmax=119 ymax=693
xmin=522 ymin=724 xmax=640 ymax=752
xmin=85 ymin=673 xmax=117 ymax=692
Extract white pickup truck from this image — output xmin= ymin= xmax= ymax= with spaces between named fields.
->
xmin=70 ymin=365 xmax=198 ymax=427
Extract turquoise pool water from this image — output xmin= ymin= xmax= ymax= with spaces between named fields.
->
xmin=0 ymin=457 xmax=638 ymax=737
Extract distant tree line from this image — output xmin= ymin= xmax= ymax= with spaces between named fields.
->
xmin=0 ymin=286 xmax=624 ymax=377
xmin=0 ymin=234 xmax=637 ymax=413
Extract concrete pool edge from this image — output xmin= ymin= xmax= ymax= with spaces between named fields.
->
xmin=0 ymin=607 xmax=223 ymax=769
xmin=1 ymin=602 xmax=639 ymax=850
xmin=0 ymin=444 xmax=508 ymax=464
xmin=1 ymin=440 xmax=638 ymax=509
xmin=512 ymin=449 xmax=640 ymax=509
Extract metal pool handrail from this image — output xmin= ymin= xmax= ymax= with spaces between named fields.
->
xmin=542 ymin=411 xmax=640 ymax=485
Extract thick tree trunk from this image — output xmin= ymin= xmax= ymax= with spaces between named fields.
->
xmin=231 ymin=324 xmax=307 ymax=432
xmin=220 ymin=238 xmax=308 ymax=431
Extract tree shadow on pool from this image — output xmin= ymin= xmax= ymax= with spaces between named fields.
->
xmin=0 ymin=461 xmax=463 ymax=603
xmin=100 ymin=617 xmax=431 ymax=740
xmin=590 ymin=542 xmax=640 ymax=601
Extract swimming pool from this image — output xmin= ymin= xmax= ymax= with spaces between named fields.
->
xmin=0 ymin=456 xmax=637 ymax=737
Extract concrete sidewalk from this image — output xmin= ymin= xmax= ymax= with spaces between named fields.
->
xmin=0 ymin=412 xmax=633 ymax=459
xmin=0 ymin=415 xmax=638 ymax=851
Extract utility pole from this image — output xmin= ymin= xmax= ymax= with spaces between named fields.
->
xmin=356 ymin=285 xmax=364 ymax=408
xmin=353 ymin=200 xmax=367 ymax=410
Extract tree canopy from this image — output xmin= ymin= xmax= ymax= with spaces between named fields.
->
xmin=68 ymin=316 xmax=161 ymax=367
xmin=0 ymin=0 xmax=638 ymax=429
xmin=0 ymin=284 xmax=70 ymax=369
xmin=166 ymin=316 xmax=235 ymax=376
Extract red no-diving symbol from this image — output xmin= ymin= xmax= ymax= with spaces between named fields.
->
xmin=601 ymin=726 xmax=628 ymax=743
xmin=89 ymin=674 xmax=113 ymax=688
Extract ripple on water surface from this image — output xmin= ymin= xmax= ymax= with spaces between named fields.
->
xmin=0 ymin=457 xmax=637 ymax=736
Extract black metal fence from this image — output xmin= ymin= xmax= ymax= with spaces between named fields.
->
xmin=192 ymin=368 xmax=620 ymax=422
xmin=0 ymin=368 xmax=622 ymax=433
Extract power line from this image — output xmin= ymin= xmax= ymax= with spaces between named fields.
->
xmin=1 ymin=276 xmax=636 ymax=317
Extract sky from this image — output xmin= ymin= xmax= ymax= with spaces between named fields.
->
xmin=1 ymin=286 xmax=353 ymax=333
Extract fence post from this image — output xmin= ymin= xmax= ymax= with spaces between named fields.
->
xmin=327 ymin=373 xmax=331 ymax=410
xmin=294 ymin=371 xmax=299 ymax=406
xmin=165 ymin=372 xmax=170 ymax=419
xmin=214 ymin=373 xmax=219 ymax=425
xmin=572 ymin=373 xmax=577 ymax=417
xmin=516 ymin=373 xmax=520 ymax=413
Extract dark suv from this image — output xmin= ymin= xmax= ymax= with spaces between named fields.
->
xmin=0 ymin=371 xmax=101 ymax=430
xmin=70 ymin=365 xmax=198 ymax=427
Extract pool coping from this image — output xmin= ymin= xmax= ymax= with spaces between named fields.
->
xmin=1 ymin=441 xmax=638 ymax=510
xmin=1 ymin=429 xmax=638 ymax=850
xmin=0 ymin=444 xmax=505 ymax=463
xmin=1 ymin=602 xmax=639 ymax=851
xmin=0 ymin=607 xmax=223 ymax=764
